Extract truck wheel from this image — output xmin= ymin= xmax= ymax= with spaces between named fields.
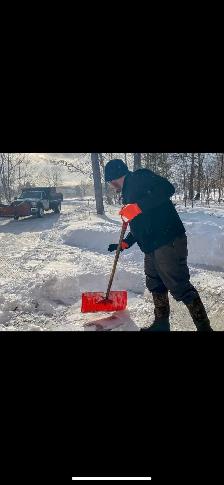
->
xmin=54 ymin=203 xmax=61 ymax=214
xmin=37 ymin=207 xmax=44 ymax=218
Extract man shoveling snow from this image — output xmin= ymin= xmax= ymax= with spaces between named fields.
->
xmin=105 ymin=158 xmax=213 ymax=331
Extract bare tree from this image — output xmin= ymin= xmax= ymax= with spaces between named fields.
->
xmin=196 ymin=153 xmax=203 ymax=199
xmin=217 ymin=153 xmax=224 ymax=203
xmin=158 ymin=153 xmax=170 ymax=178
xmin=0 ymin=153 xmax=30 ymax=202
xmin=91 ymin=153 xmax=104 ymax=215
xmin=182 ymin=154 xmax=189 ymax=207
xmin=50 ymin=154 xmax=92 ymax=178
xmin=98 ymin=153 xmax=114 ymax=205
xmin=150 ymin=153 xmax=159 ymax=172
xmin=133 ymin=153 xmax=141 ymax=171
xmin=40 ymin=164 xmax=63 ymax=187
xmin=48 ymin=153 xmax=223 ymax=211
xmin=50 ymin=153 xmax=105 ymax=212
xmin=189 ymin=153 xmax=195 ymax=204
xmin=145 ymin=153 xmax=151 ymax=169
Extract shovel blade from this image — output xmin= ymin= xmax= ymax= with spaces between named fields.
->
xmin=81 ymin=291 xmax=127 ymax=313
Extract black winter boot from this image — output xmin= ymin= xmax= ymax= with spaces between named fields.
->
xmin=141 ymin=292 xmax=170 ymax=331
xmin=185 ymin=296 xmax=213 ymax=331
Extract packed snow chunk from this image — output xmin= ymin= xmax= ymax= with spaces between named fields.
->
xmin=31 ymin=272 xmax=80 ymax=306
xmin=0 ymin=310 xmax=12 ymax=325
xmin=0 ymin=294 xmax=21 ymax=312
xmin=112 ymin=268 xmax=145 ymax=294
xmin=62 ymin=226 xmax=120 ymax=253
xmin=183 ymin=220 xmax=224 ymax=270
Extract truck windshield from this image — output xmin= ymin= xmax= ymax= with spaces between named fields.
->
xmin=20 ymin=191 xmax=42 ymax=199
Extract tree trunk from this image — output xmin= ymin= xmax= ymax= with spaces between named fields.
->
xmin=146 ymin=153 xmax=150 ymax=169
xmin=197 ymin=153 xmax=203 ymax=198
xmin=91 ymin=153 xmax=104 ymax=215
xmin=99 ymin=153 xmax=113 ymax=205
xmin=181 ymin=154 xmax=188 ymax=207
xmin=124 ymin=153 xmax=127 ymax=165
xmin=183 ymin=170 xmax=187 ymax=207
xmin=205 ymin=176 xmax=210 ymax=204
xmin=152 ymin=153 xmax=158 ymax=172
xmin=133 ymin=153 xmax=141 ymax=171
xmin=218 ymin=153 xmax=224 ymax=203
xmin=189 ymin=153 xmax=195 ymax=202
xmin=7 ymin=153 xmax=11 ymax=202
xmin=161 ymin=153 xmax=168 ymax=177
xmin=18 ymin=163 xmax=21 ymax=188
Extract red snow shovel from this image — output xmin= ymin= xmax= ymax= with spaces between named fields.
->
xmin=81 ymin=221 xmax=128 ymax=313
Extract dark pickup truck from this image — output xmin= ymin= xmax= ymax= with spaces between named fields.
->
xmin=0 ymin=187 xmax=63 ymax=220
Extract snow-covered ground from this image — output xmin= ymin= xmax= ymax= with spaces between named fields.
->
xmin=0 ymin=199 xmax=224 ymax=331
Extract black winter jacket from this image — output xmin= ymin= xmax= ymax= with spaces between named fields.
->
xmin=122 ymin=169 xmax=185 ymax=253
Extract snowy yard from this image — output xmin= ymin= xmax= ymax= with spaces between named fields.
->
xmin=0 ymin=198 xmax=224 ymax=331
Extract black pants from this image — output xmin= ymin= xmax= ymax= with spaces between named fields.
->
xmin=144 ymin=235 xmax=199 ymax=304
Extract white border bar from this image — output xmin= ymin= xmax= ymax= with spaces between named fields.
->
xmin=72 ymin=478 xmax=151 ymax=481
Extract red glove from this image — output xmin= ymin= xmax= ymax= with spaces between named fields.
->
xmin=121 ymin=241 xmax=129 ymax=250
xmin=119 ymin=203 xmax=142 ymax=222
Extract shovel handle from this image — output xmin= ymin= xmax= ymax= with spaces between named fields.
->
xmin=105 ymin=221 xmax=128 ymax=300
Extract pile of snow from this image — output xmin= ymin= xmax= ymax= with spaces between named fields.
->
xmin=179 ymin=208 xmax=224 ymax=270
xmin=62 ymin=226 xmax=118 ymax=252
